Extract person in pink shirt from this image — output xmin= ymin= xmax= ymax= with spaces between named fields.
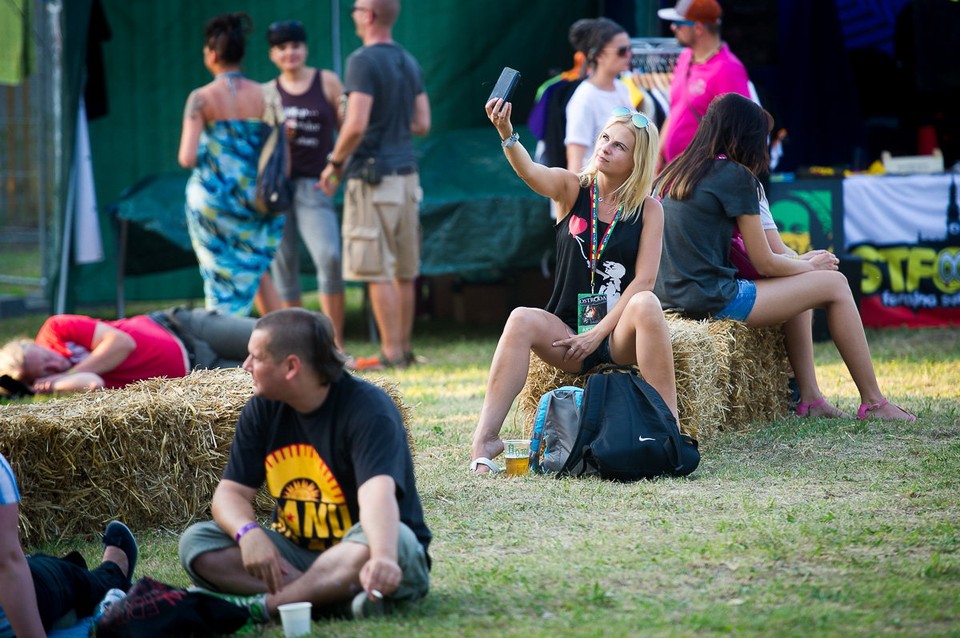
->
xmin=0 ymin=308 xmax=254 ymax=395
xmin=657 ymin=0 xmax=751 ymax=166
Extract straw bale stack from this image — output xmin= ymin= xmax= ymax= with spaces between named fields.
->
xmin=0 ymin=369 xmax=411 ymax=545
xmin=518 ymin=316 xmax=791 ymax=443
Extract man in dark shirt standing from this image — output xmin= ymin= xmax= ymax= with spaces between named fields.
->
xmin=320 ymin=0 xmax=431 ymax=371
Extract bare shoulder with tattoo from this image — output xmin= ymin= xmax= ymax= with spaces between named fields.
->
xmin=184 ymin=89 xmax=208 ymax=122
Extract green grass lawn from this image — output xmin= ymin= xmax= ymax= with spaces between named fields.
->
xmin=2 ymin=296 xmax=959 ymax=637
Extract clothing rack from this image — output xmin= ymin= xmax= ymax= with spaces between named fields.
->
xmin=629 ymin=38 xmax=683 ymax=72
xmin=629 ymin=38 xmax=683 ymax=91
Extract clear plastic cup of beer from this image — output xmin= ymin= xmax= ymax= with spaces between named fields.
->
xmin=503 ymin=439 xmax=531 ymax=477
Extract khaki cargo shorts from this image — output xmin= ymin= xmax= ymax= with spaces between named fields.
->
xmin=342 ymin=173 xmax=422 ymax=282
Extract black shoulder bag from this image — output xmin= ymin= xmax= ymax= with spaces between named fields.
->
xmin=255 ymin=80 xmax=294 ymax=214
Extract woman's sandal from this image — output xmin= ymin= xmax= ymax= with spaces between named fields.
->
xmin=796 ymin=398 xmax=851 ymax=418
xmin=796 ymin=398 xmax=827 ymax=417
xmin=856 ymin=399 xmax=917 ymax=422
xmin=470 ymin=457 xmax=501 ymax=474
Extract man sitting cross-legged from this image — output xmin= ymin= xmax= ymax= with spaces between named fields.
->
xmin=178 ymin=308 xmax=431 ymax=623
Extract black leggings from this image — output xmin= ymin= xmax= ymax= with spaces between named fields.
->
xmin=28 ymin=552 xmax=126 ymax=630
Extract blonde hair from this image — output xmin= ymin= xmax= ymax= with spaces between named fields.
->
xmin=579 ymin=113 xmax=659 ymax=222
xmin=0 ymin=339 xmax=32 ymax=393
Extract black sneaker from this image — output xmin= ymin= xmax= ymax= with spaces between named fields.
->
xmin=102 ymin=521 xmax=138 ymax=589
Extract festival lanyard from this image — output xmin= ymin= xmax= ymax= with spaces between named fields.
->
xmin=590 ymin=179 xmax=623 ymax=293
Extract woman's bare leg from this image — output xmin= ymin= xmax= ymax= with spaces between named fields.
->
xmin=783 ymin=310 xmax=850 ymax=417
xmin=750 ymin=272 xmax=913 ymax=420
xmin=319 ymin=292 xmax=346 ymax=353
xmin=608 ymin=291 xmax=679 ymax=422
xmin=470 ymin=308 xmax=579 ymax=472
xmin=254 ymin=273 xmax=283 ymax=316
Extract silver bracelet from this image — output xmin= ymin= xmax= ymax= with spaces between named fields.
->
xmin=501 ymin=131 xmax=520 ymax=148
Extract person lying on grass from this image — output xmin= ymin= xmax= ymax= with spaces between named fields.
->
xmin=0 ymin=307 xmax=255 ymax=395
xmin=469 ymin=99 xmax=680 ymax=474
xmin=0 ymin=451 xmax=138 ymax=637
xmin=179 ymin=309 xmax=431 ymax=623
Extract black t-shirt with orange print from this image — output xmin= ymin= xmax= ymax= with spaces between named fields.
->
xmin=224 ymin=374 xmax=431 ymax=558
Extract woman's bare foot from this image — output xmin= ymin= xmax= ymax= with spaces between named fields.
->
xmin=102 ymin=546 xmax=129 ymax=577
xmin=857 ymin=399 xmax=916 ymax=421
xmin=470 ymin=437 xmax=505 ymax=474
xmin=102 ymin=521 xmax=138 ymax=583
xmin=796 ymin=397 xmax=852 ymax=419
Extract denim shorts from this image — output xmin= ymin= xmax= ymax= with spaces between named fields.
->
xmin=714 ymin=279 xmax=757 ymax=321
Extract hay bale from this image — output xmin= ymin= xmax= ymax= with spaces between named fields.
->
xmin=665 ymin=315 xmax=728 ymax=441
xmin=707 ymin=320 xmax=791 ymax=430
xmin=0 ymin=369 xmax=412 ymax=545
xmin=518 ymin=315 xmax=790 ymax=443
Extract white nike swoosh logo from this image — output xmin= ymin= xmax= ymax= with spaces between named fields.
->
xmin=638 ymin=437 xmax=655 ymax=442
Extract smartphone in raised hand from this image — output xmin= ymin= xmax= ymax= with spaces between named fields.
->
xmin=487 ymin=67 xmax=520 ymax=104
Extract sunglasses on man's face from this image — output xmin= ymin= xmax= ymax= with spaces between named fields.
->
xmin=612 ymin=106 xmax=650 ymax=129
xmin=671 ymin=20 xmax=696 ymax=27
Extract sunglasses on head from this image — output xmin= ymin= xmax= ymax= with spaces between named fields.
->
xmin=612 ymin=106 xmax=650 ymax=129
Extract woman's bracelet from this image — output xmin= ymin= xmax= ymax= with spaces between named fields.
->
xmin=501 ymin=130 xmax=520 ymax=148
xmin=235 ymin=522 xmax=259 ymax=543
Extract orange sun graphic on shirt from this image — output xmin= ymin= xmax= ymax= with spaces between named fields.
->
xmin=265 ymin=443 xmax=345 ymax=504
xmin=282 ymin=479 xmax=321 ymax=502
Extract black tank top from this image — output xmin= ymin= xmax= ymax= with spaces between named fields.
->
xmin=275 ymin=71 xmax=337 ymax=178
xmin=544 ymin=187 xmax=645 ymax=331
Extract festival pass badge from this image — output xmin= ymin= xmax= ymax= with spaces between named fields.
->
xmin=577 ymin=293 xmax=606 ymax=333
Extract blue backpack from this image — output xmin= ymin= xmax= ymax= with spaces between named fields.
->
xmin=529 ymin=386 xmax=583 ymax=473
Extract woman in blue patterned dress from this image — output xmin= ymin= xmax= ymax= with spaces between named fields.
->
xmin=178 ymin=12 xmax=284 ymax=316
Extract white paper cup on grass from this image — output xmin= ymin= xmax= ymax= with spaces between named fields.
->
xmin=278 ymin=602 xmax=312 ymax=637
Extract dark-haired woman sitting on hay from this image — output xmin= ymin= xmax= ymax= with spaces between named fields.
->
xmin=654 ymin=93 xmax=915 ymax=422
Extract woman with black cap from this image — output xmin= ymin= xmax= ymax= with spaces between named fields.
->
xmin=264 ymin=20 xmax=347 ymax=351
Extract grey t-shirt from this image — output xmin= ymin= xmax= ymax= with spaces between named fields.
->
xmin=654 ymin=159 xmax=762 ymax=318
xmin=343 ymin=43 xmax=424 ymax=177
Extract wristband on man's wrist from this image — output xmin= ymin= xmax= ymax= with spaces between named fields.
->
xmin=235 ymin=522 xmax=259 ymax=543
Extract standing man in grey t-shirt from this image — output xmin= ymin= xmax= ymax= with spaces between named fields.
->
xmin=320 ymin=0 xmax=431 ymax=371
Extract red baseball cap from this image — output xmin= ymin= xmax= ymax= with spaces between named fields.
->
xmin=657 ymin=0 xmax=723 ymax=25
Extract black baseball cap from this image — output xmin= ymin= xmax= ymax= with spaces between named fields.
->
xmin=267 ymin=20 xmax=307 ymax=46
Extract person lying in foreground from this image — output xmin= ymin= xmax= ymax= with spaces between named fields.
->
xmin=469 ymin=98 xmax=679 ymax=474
xmin=0 ymin=451 xmax=138 ymax=637
xmin=0 ymin=307 xmax=255 ymax=395
xmin=653 ymin=92 xmax=914 ymax=421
